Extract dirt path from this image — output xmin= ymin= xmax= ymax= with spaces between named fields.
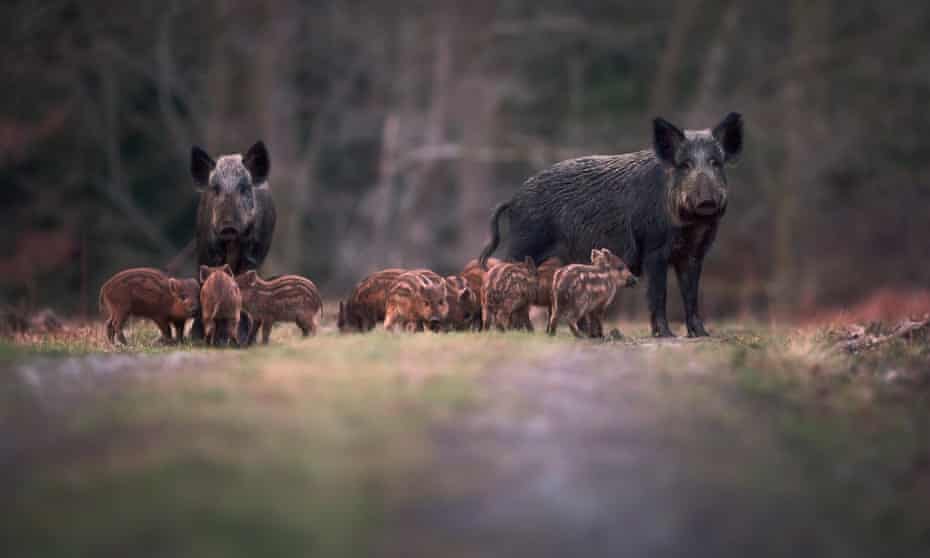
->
xmin=385 ymin=341 xmax=870 ymax=557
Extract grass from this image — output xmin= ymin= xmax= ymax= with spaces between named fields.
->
xmin=4 ymin=319 xmax=930 ymax=556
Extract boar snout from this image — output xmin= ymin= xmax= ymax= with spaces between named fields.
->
xmin=688 ymin=174 xmax=725 ymax=216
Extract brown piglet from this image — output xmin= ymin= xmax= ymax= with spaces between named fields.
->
xmin=482 ymin=257 xmax=538 ymax=332
xmin=99 ymin=268 xmax=200 ymax=345
xmin=200 ymin=264 xmax=242 ymax=347
xmin=461 ymin=257 xmax=501 ymax=301
xmin=547 ymin=248 xmax=637 ymax=338
xmin=236 ymin=271 xmax=322 ymax=344
xmin=384 ymin=270 xmax=448 ymax=333
xmin=443 ymin=275 xmax=480 ymax=331
xmin=338 ymin=268 xmax=406 ymax=333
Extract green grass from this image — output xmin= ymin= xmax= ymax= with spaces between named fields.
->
xmin=4 ymin=321 xmax=930 ymax=556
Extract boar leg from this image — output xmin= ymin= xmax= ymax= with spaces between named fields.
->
xmin=587 ymin=314 xmax=604 ymax=338
xmin=105 ymin=318 xmax=117 ymax=344
xmin=246 ymin=319 xmax=260 ymax=346
xmin=112 ymin=313 xmax=129 ymax=345
xmin=674 ymin=258 xmax=709 ymax=337
xmin=237 ymin=312 xmax=252 ymax=347
xmin=226 ymin=319 xmax=240 ymax=348
xmin=153 ymin=318 xmax=174 ymax=344
xmin=173 ymin=320 xmax=186 ymax=343
xmin=204 ymin=320 xmax=215 ymax=346
xmin=519 ymin=307 xmax=534 ymax=333
xmin=260 ymin=320 xmax=273 ymax=344
xmin=190 ymin=316 xmax=205 ymax=342
xmin=546 ymin=313 xmax=558 ymax=336
xmin=568 ymin=317 xmax=586 ymax=338
xmin=296 ymin=314 xmax=313 ymax=337
xmin=645 ymin=252 xmax=674 ymax=337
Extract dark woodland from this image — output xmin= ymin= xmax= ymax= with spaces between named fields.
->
xmin=3 ymin=0 xmax=929 ymax=321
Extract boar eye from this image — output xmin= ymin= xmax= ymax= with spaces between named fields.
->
xmin=709 ymin=158 xmax=721 ymax=168
xmin=679 ymin=160 xmax=694 ymax=171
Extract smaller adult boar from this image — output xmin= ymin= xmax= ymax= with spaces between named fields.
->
xmin=236 ymin=271 xmax=322 ymax=344
xmin=200 ymin=264 xmax=241 ymax=347
xmin=482 ymin=257 xmax=538 ymax=332
xmin=461 ymin=257 xmax=502 ymax=298
xmin=443 ymin=275 xmax=480 ymax=331
xmin=384 ymin=270 xmax=448 ymax=333
xmin=99 ymin=268 xmax=200 ymax=345
xmin=547 ymin=248 xmax=637 ymax=338
xmin=338 ymin=268 xmax=406 ymax=332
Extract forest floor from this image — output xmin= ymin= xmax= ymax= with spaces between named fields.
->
xmin=3 ymin=318 xmax=930 ymax=557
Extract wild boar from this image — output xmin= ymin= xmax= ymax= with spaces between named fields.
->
xmin=236 ymin=271 xmax=322 ymax=344
xmin=479 ymin=113 xmax=743 ymax=337
xmin=99 ymin=268 xmax=200 ymax=345
xmin=461 ymin=257 xmax=502 ymax=297
xmin=533 ymin=256 xmax=563 ymax=314
xmin=482 ymin=257 xmax=538 ymax=332
xmin=383 ymin=270 xmax=448 ymax=333
xmin=547 ymin=248 xmax=637 ymax=338
xmin=338 ymin=268 xmax=406 ymax=333
xmin=199 ymin=264 xmax=241 ymax=347
xmin=190 ymin=141 xmax=276 ymax=342
xmin=443 ymin=275 xmax=480 ymax=331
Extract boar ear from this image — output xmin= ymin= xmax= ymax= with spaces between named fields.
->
xmin=199 ymin=265 xmax=211 ymax=283
xmin=243 ymin=141 xmax=270 ymax=184
xmin=713 ymin=112 xmax=743 ymax=163
xmin=221 ymin=264 xmax=234 ymax=278
xmin=168 ymin=278 xmax=180 ymax=297
xmin=191 ymin=146 xmax=215 ymax=189
xmin=653 ymin=117 xmax=685 ymax=166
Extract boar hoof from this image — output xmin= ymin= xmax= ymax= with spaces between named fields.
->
xmin=687 ymin=327 xmax=710 ymax=338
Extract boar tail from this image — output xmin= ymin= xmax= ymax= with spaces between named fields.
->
xmin=479 ymin=202 xmax=510 ymax=270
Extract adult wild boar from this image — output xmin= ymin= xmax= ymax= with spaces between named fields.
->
xmin=190 ymin=141 xmax=276 ymax=341
xmin=479 ymin=113 xmax=742 ymax=337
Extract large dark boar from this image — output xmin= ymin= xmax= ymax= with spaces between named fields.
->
xmin=190 ymin=141 xmax=276 ymax=341
xmin=479 ymin=113 xmax=742 ymax=337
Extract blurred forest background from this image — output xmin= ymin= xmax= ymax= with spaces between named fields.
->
xmin=2 ymin=0 xmax=930 ymax=320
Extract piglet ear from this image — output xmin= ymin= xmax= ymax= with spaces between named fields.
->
xmin=459 ymin=287 xmax=472 ymax=304
xmin=523 ymin=256 xmax=536 ymax=272
xmin=199 ymin=265 xmax=211 ymax=283
xmin=653 ymin=117 xmax=685 ymax=166
xmin=191 ymin=146 xmax=215 ymax=189
xmin=243 ymin=141 xmax=270 ymax=184
xmin=221 ymin=264 xmax=234 ymax=278
xmin=168 ymin=278 xmax=180 ymax=296
xmin=713 ymin=112 xmax=743 ymax=163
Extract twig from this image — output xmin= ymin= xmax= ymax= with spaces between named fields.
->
xmin=833 ymin=317 xmax=930 ymax=354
